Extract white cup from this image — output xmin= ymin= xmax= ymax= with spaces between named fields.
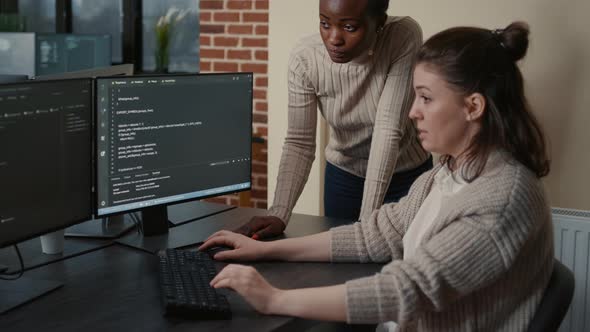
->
xmin=40 ymin=229 xmax=65 ymax=254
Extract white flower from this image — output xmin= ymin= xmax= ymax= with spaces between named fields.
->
xmin=163 ymin=7 xmax=179 ymax=25
xmin=174 ymin=9 xmax=190 ymax=24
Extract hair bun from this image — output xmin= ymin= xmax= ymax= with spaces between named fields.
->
xmin=496 ymin=21 xmax=530 ymax=62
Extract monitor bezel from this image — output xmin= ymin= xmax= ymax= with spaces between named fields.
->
xmin=93 ymin=72 xmax=253 ymax=217
xmin=0 ymin=77 xmax=95 ymax=249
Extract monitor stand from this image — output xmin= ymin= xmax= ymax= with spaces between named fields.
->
xmin=117 ymin=202 xmax=238 ymax=253
xmin=65 ymin=215 xmax=136 ymax=239
xmin=141 ymin=206 xmax=170 ymax=236
xmin=167 ymin=201 xmax=235 ymax=226
xmin=0 ymin=277 xmax=63 ymax=314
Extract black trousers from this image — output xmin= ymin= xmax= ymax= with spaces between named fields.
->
xmin=324 ymin=156 xmax=433 ymax=221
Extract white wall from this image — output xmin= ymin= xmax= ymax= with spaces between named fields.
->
xmin=269 ymin=0 xmax=590 ymax=215
xmin=268 ymin=0 xmax=324 ymax=216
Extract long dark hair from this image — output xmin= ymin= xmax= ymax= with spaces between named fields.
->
xmin=416 ymin=21 xmax=550 ymax=179
xmin=367 ymin=0 xmax=389 ymax=17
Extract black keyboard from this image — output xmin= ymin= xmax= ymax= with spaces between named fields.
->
xmin=157 ymin=248 xmax=231 ymax=320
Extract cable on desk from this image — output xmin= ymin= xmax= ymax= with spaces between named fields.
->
xmin=129 ymin=212 xmax=143 ymax=234
xmin=0 ymin=245 xmax=24 ymax=280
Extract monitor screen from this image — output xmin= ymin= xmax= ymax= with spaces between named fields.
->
xmin=0 ymin=79 xmax=93 ymax=248
xmin=36 ymin=34 xmax=111 ymax=76
xmin=95 ymin=73 xmax=252 ymax=217
xmin=0 ymin=32 xmax=36 ymax=78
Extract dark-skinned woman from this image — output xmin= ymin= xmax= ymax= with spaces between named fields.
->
xmin=235 ymin=0 xmax=431 ymax=239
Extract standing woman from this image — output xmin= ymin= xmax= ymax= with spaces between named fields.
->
xmin=236 ymin=0 xmax=431 ymax=239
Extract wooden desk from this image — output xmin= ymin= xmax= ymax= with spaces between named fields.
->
xmin=0 ymin=208 xmax=382 ymax=332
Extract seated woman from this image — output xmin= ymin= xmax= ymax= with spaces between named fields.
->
xmin=199 ymin=21 xmax=553 ymax=331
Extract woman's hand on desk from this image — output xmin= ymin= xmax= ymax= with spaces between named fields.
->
xmin=233 ymin=216 xmax=286 ymax=240
xmin=210 ymin=264 xmax=281 ymax=315
xmin=198 ymin=230 xmax=269 ymax=261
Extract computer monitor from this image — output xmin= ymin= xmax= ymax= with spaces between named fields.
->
xmin=95 ymin=73 xmax=252 ymax=236
xmin=0 ymin=78 xmax=93 ymax=248
xmin=0 ymin=78 xmax=93 ymax=314
xmin=33 ymin=63 xmax=134 ymax=81
xmin=35 ymin=33 xmax=111 ymax=76
xmin=0 ymin=32 xmax=36 ymax=78
xmin=34 ymin=64 xmax=137 ymax=240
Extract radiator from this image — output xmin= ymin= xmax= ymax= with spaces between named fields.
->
xmin=553 ymin=207 xmax=590 ymax=332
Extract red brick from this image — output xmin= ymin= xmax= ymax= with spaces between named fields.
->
xmin=253 ymin=112 xmax=267 ymax=124
xmin=200 ymin=36 xmax=211 ymax=46
xmin=227 ymin=50 xmax=251 ymax=60
xmin=200 ymin=12 xmax=211 ymax=22
xmin=201 ymin=48 xmax=225 ymax=59
xmin=243 ymin=12 xmax=268 ymax=22
xmin=200 ymin=61 xmax=212 ymax=71
xmin=250 ymin=189 xmax=267 ymax=199
xmin=227 ymin=0 xmax=252 ymax=9
xmin=214 ymin=36 xmax=239 ymax=47
xmin=255 ymin=76 xmax=267 ymax=87
xmin=252 ymin=163 xmax=267 ymax=174
xmin=214 ymin=12 xmax=240 ymax=22
xmin=255 ymin=101 xmax=268 ymax=112
xmin=241 ymin=63 xmax=267 ymax=74
xmin=242 ymin=37 xmax=267 ymax=48
xmin=255 ymin=0 xmax=269 ymax=10
xmin=228 ymin=197 xmax=240 ymax=206
xmin=200 ymin=24 xmax=225 ymax=33
xmin=227 ymin=24 xmax=253 ymax=34
xmin=254 ymin=50 xmax=268 ymax=60
xmin=257 ymin=177 xmax=267 ymax=187
xmin=201 ymin=0 xmax=223 ymax=9
xmin=204 ymin=197 xmax=228 ymax=204
xmin=255 ymin=126 xmax=268 ymax=137
xmin=255 ymin=200 xmax=267 ymax=209
xmin=214 ymin=62 xmax=239 ymax=72
xmin=253 ymin=151 xmax=266 ymax=163
xmin=255 ymin=25 xmax=268 ymax=35
xmin=253 ymin=89 xmax=266 ymax=99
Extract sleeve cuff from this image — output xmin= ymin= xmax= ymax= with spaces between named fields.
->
xmin=330 ymin=224 xmax=362 ymax=262
xmin=345 ymin=275 xmax=382 ymax=323
xmin=266 ymin=206 xmax=291 ymax=225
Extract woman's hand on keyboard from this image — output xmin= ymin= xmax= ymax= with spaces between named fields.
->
xmin=210 ymin=264 xmax=280 ymax=315
xmin=198 ymin=230 xmax=268 ymax=261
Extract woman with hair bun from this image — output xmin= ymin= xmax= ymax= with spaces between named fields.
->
xmin=201 ymin=21 xmax=553 ymax=331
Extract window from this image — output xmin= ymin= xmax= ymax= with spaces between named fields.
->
xmin=142 ymin=0 xmax=199 ymax=73
xmin=3 ymin=0 xmax=200 ymax=73
xmin=18 ymin=0 xmax=56 ymax=33
xmin=72 ymin=0 xmax=123 ymax=63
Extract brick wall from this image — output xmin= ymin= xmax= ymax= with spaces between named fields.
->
xmin=199 ymin=0 xmax=268 ymax=209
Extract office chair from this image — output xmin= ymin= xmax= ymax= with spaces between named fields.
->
xmin=527 ymin=259 xmax=575 ymax=332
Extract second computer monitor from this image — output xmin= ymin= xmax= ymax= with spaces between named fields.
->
xmin=36 ymin=34 xmax=111 ymax=76
xmin=95 ymin=73 xmax=252 ymax=227
xmin=0 ymin=78 xmax=93 ymax=248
